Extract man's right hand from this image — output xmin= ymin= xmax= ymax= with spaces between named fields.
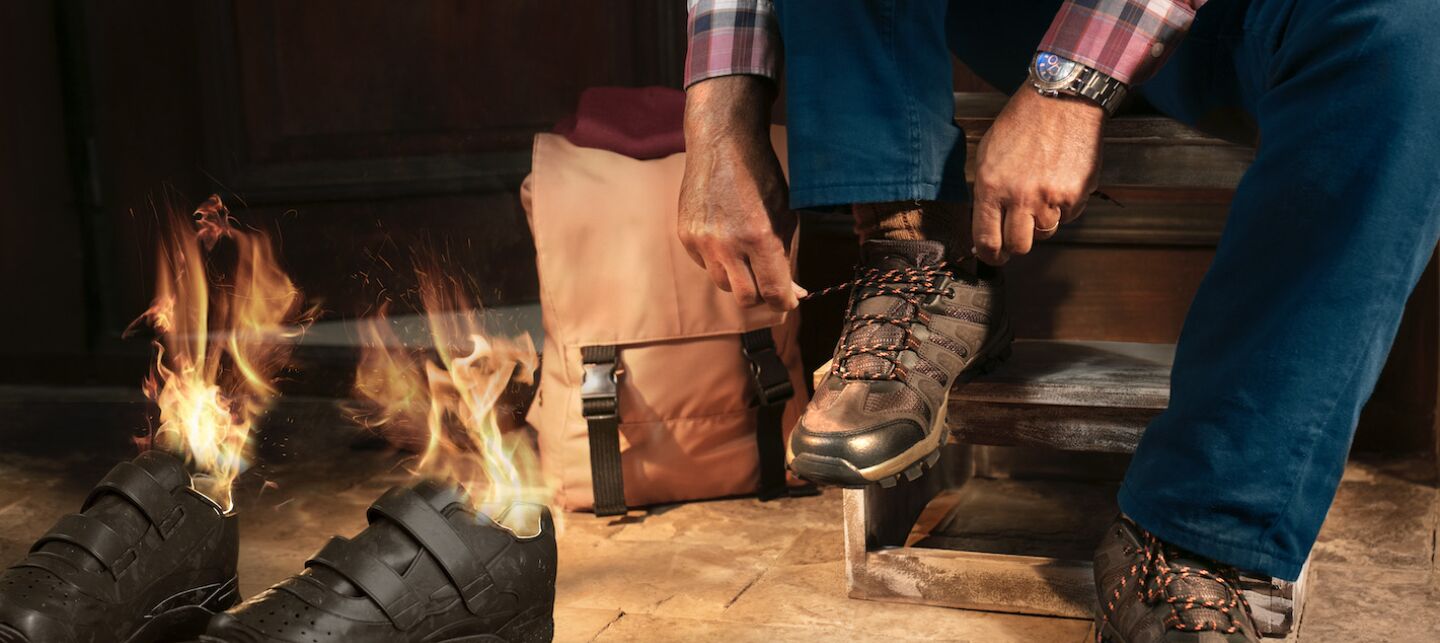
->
xmin=678 ymin=75 xmax=801 ymax=312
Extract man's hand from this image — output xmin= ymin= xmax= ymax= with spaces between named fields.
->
xmin=972 ymin=89 xmax=1105 ymax=265
xmin=679 ymin=76 xmax=801 ymax=312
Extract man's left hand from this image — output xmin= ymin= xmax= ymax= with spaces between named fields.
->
xmin=972 ymin=89 xmax=1105 ymax=265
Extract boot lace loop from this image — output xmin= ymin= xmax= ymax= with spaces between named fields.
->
xmin=1104 ymin=526 xmax=1253 ymax=636
xmin=804 ymin=261 xmax=953 ymax=381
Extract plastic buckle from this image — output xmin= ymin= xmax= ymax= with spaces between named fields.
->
xmin=580 ymin=360 xmax=619 ymax=418
xmin=742 ymin=344 xmax=794 ymax=407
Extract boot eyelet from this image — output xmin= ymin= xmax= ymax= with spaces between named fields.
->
xmin=944 ymin=288 xmax=955 ymax=297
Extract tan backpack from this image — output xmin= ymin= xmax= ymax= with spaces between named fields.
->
xmin=522 ymin=130 xmax=808 ymax=515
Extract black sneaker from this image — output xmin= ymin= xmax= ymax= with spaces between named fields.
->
xmin=200 ymin=481 xmax=556 ymax=643
xmin=0 ymin=451 xmax=240 ymax=643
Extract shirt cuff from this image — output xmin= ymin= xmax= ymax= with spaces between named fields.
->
xmin=1038 ymin=0 xmax=1200 ymax=86
xmin=684 ymin=0 xmax=781 ymax=88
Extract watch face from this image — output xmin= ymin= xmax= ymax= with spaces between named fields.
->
xmin=1034 ymin=52 xmax=1079 ymax=84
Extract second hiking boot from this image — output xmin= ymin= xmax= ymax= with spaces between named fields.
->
xmin=1094 ymin=515 xmax=1261 ymax=642
xmin=0 ymin=450 xmax=240 ymax=643
xmin=200 ymin=481 xmax=556 ymax=643
xmin=789 ymin=239 xmax=1011 ymax=487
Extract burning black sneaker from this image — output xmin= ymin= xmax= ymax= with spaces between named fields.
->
xmin=789 ymin=239 xmax=1011 ymax=487
xmin=200 ymin=481 xmax=555 ymax=643
xmin=1094 ymin=515 xmax=1260 ymax=643
xmin=0 ymin=450 xmax=240 ymax=643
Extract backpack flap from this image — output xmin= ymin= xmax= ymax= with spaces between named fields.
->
xmin=524 ymin=130 xmax=807 ymax=513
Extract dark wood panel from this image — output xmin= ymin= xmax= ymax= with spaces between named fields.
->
xmin=200 ymin=0 xmax=686 ymax=202
xmin=76 ymin=1 xmax=683 ymax=350
xmin=1005 ymin=244 xmax=1214 ymax=343
xmin=81 ymin=0 xmax=209 ymax=346
xmin=237 ymin=192 xmax=539 ymax=319
xmin=0 ymin=0 xmax=87 ymax=356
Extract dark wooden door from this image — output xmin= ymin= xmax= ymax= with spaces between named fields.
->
xmin=72 ymin=0 xmax=684 ymax=366
xmin=0 ymin=1 xmax=87 ymax=371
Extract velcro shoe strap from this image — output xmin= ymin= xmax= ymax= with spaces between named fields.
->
xmin=30 ymin=513 xmax=132 ymax=574
xmin=306 ymin=537 xmax=424 ymax=630
xmin=366 ymin=488 xmax=493 ymax=614
xmin=83 ymin=462 xmax=182 ymax=538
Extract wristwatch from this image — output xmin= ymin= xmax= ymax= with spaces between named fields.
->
xmin=1029 ymin=51 xmax=1129 ymax=116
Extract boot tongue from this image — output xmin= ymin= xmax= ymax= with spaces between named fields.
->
xmin=841 ymin=240 xmax=945 ymax=377
xmin=861 ymin=239 xmax=945 ymax=268
xmin=37 ymin=450 xmax=193 ymax=572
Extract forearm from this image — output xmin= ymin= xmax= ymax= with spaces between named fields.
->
xmin=684 ymin=75 xmax=774 ymax=149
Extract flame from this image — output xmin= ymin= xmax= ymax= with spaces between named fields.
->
xmin=131 ymin=195 xmax=312 ymax=511
xmin=352 ymin=258 xmax=548 ymax=513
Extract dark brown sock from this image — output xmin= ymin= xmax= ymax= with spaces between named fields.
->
xmin=852 ymin=200 xmax=969 ymax=258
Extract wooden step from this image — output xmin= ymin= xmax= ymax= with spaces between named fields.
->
xmin=948 ymin=340 xmax=1172 ymax=453
xmin=824 ymin=340 xmax=1307 ymax=638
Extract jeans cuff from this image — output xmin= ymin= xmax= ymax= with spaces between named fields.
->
xmin=1117 ymin=484 xmax=1307 ymax=581
xmin=788 ymin=180 xmax=969 ymax=211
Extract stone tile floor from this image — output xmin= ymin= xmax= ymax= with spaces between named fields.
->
xmin=0 ymin=389 xmax=1435 ymax=642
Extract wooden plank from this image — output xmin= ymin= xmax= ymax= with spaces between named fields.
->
xmin=956 ymin=340 xmax=1173 ymax=409
xmin=854 ymin=547 xmax=1096 ymax=618
xmin=950 ymin=404 xmax=1155 ymax=454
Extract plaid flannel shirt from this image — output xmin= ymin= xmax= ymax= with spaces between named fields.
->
xmin=684 ymin=0 xmax=1206 ymax=89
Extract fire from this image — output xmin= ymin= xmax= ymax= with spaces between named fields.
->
xmin=352 ymin=257 xmax=548 ymax=514
xmin=131 ymin=195 xmax=312 ymax=511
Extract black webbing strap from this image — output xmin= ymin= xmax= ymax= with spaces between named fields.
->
xmin=31 ymin=513 xmax=131 ymax=574
xmin=367 ymin=487 xmax=494 ymax=614
xmin=740 ymin=328 xmax=794 ymax=501
xmin=307 ymin=536 xmax=424 ymax=629
xmin=580 ymin=345 xmax=626 ymax=516
xmin=83 ymin=461 xmax=183 ymax=538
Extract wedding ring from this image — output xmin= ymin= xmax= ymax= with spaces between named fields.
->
xmin=1035 ymin=221 xmax=1059 ymax=233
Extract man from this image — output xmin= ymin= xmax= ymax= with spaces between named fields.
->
xmin=677 ymin=0 xmax=1440 ymax=640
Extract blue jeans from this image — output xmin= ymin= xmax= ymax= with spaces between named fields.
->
xmin=777 ymin=0 xmax=1440 ymax=581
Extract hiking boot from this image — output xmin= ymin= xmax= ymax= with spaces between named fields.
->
xmin=200 ymin=481 xmax=556 ymax=643
xmin=0 ymin=450 xmax=240 ymax=643
xmin=1094 ymin=515 xmax=1261 ymax=643
xmin=789 ymin=239 xmax=1011 ymax=487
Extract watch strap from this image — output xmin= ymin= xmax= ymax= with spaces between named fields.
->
xmin=1030 ymin=53 xmax=1128 ymax=116
xmin=1070 ymin=67 xmax=1128 ymax=116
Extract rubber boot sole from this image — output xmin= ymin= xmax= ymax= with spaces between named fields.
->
xmin=789 ymin=323 xmax=1014 ymax=488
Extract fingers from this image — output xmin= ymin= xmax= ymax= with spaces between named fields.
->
xmin=1032 ymin=206 xmax=1062 ymax=241
xmin=746 ymin=238 xmax=800 ymax=312
xmin=1003 ymin=207 xmax=1036 ymax=257
xmin=972 ymin=191 xmax=1007 ymax=265
xmin=1060 ymin=197 xmax=1088 ymax=224
xmin=718 ymin=254 xmax=762 ymax=307
xmin=703 ymin=254 xmax=732 ymax=293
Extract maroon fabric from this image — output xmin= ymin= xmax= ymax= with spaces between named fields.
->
xmin=553 ymin=86 xmax=686 ymax=160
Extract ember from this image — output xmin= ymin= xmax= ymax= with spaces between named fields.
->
xmin=129 ymin=195 xmax=314 ymax=511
